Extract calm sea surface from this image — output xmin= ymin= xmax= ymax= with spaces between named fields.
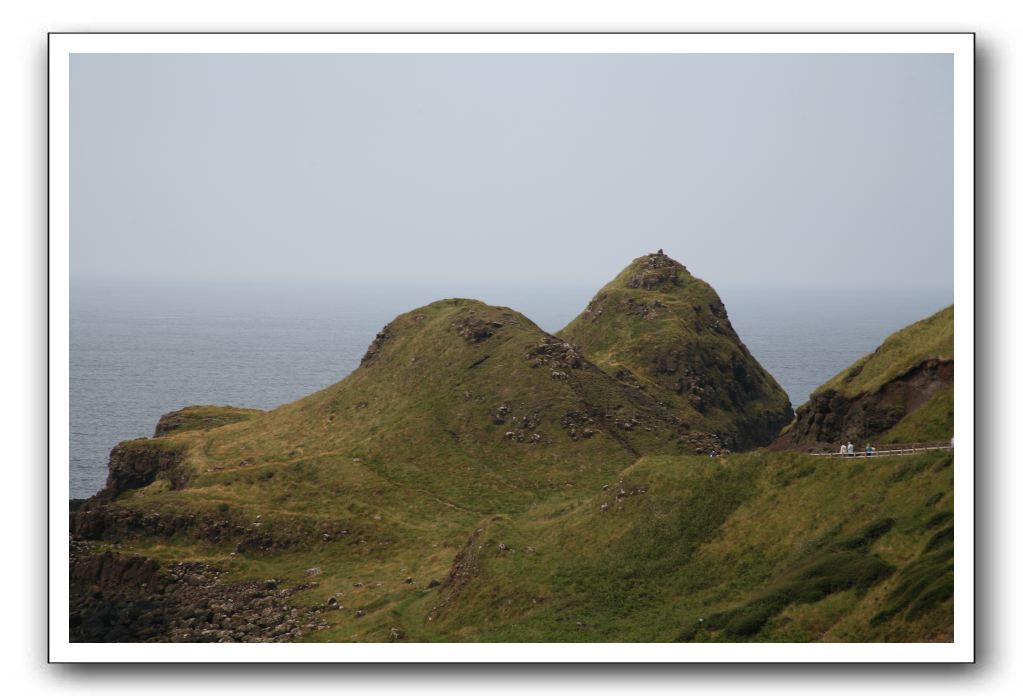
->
xmin=69 ymin=282 xmax=951 ymax=498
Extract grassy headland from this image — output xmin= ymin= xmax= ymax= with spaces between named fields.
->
xmin=70 ymin=256 xmax=954 ymax=643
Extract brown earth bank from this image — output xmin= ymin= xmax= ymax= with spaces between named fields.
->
xmin=772 ymin=358 xmax=953 ymax=451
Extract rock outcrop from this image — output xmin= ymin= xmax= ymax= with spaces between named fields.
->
xmin=777 ymin=358 xmax=953 ymax=448
xmin=775 ymin=305 xmax=954 ymax=450
xmin=70 ymin=541 xmax=330 ymax=642
xmin=95 ymin=439 xmax=190 ymax=501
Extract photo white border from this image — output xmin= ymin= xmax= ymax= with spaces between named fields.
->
xmin=49 ymin=31 xmax=975 ymax=663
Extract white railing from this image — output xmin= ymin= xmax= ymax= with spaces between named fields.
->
xmin=808 ymin=444 xmax=953 ymax=458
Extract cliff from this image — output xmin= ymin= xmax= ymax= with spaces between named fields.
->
xmin=775 ymin=306 xmax=953 ymax=449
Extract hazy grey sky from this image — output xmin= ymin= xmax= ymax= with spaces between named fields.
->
xmin=70 ymin=53 xmax=953 ymax=293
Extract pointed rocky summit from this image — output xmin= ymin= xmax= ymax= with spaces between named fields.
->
xmin=558 ymin=251 xmax=793 ymax=449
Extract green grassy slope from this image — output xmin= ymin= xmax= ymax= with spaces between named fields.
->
xmin=559 ymin=252 xmax=792 ymax=450
xmin=128 ymin=298 xmax=715 ymax=517
xmin=877 ymin=386 xmax=955 ymax=444
xmin=110 ymin=448 xmax=953 ymax=643
xmin=91 ymin=300 xmax=724 ymax=621
xmin=153 ymin=405 xmax=263 ymax=437
xmin=817 ymin=306 xmax=953 ymax=399
xmin=384 ymin=449 xmax=953 ymax=643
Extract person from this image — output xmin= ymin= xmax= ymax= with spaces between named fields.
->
xmin=847 ymin=441 xmax=855 ymax=456
xmin=866 ymin=444 xmax=875 ymax=456
xmin=839 ymin=444 xmax=847 ymax=456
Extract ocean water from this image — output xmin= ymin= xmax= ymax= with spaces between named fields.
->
xmin=69 ymin=281 xmax=951 ymax=498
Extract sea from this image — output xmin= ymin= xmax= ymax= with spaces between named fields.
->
xmin=69 ymin=281 xmax=952 ymax=498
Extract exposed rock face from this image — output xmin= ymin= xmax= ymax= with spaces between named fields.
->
xmin=626 ymin=252 xmax=684 ymax=289
xmin=360 ymin=322 xmax=395 ymax=366
xmin=428 ymin=527 xmax=485 ymax=621
xmin=559 ymin=251 xmax=793 ymax=450
xmin=451 ymin=313 xmax=504 ymax=343
xmin=777 ymin=358 xmax=954 ymax=449
xmin=775 ymin=305 xmax=954 ymax=450
xmin=525 ymin=337 xmax=584 ymax=370
xmin=70 ymin=502 xmax=308 ymax=554
xmin=97 ymin=439 xmax=190 ymax=501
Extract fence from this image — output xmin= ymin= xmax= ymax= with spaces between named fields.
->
xmin=808 ymin=442 xmax=954 ymax=458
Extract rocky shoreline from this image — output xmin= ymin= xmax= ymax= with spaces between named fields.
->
xmin=69 ymin=539 xmax=336 ymax=643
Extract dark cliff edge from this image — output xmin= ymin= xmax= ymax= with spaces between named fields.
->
xmin=98 ymin=438 xmax=191 ymax=501
xmin=69 ymin=541 xmax=331 ymax=642
xmin=69 ymin=404 xmax=315 ymax=643
xmin=772 ymin=306 xmax=953 ymax=451
xmin=774 ymin=358 xmax=953 ymax=450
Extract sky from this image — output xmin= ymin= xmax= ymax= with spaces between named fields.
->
xmin=70 ymin=52 xmax=953 ymax=295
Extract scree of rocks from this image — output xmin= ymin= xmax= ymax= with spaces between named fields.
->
xmin=626 ymin=251 xmax=686 ymax=289
xmin=525 ymin=337 xmax=584 ymax=370
xmin=451 ymin=313 xmax=504 ymax=343
xmin=70 ymin=541 xmax=336 ymax=643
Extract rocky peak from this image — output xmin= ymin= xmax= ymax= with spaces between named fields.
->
xmin=625 ymin=250 xmax=691 ymax=290
xmin=558 ymin=251 xmax=793 ymax=449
